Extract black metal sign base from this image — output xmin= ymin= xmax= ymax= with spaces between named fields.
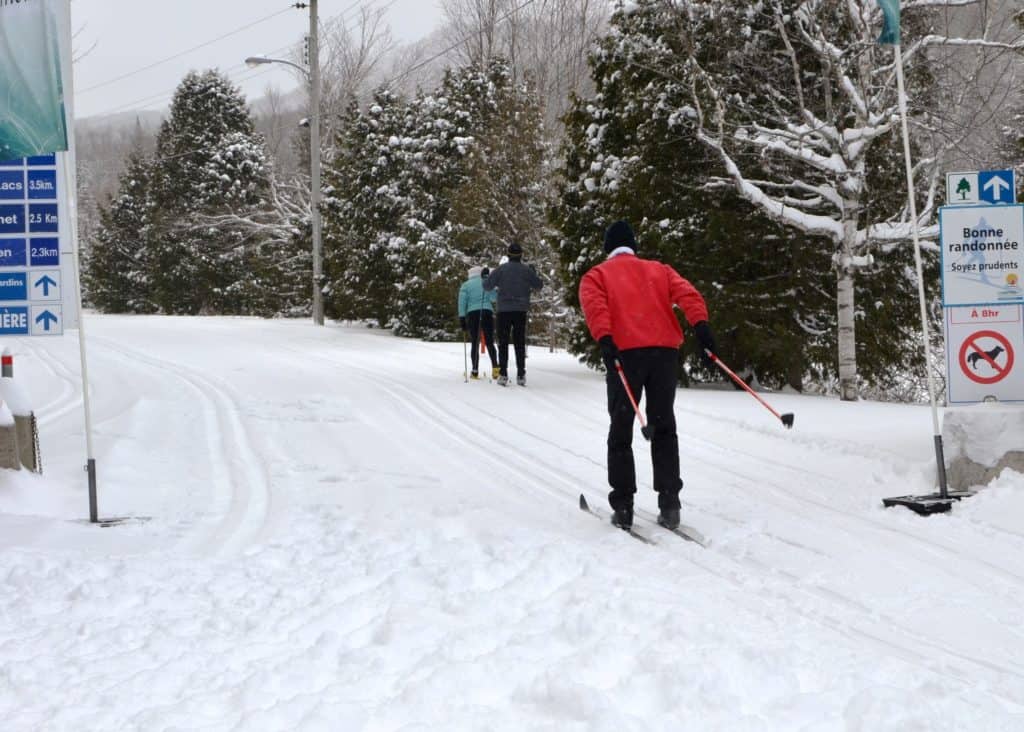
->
xmin=72 ymin=516 xmax=151 ymax=528
xmin=882 ymin=491 xmax=976 ymax=515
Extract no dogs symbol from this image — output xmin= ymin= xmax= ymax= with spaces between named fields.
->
xmin=958 ymin=330 xmax=1015 ymax=385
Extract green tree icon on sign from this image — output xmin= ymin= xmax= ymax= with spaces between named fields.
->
xmin=956 ymin=177 xmax=971 ymax=200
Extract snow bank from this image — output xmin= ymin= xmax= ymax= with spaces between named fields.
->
xmin=0 ymin=377 xmax=32 ymax=416
xmin=943 ymin=403 xmax=1024 ymax=466
xmin=943 ymin=403 xmax=1024 ymax=489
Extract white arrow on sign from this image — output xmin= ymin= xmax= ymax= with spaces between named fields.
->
xmin=984 ymin=175 xmax=1011 ymax=201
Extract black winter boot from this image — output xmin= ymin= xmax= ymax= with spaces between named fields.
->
xmin=657 ymin=508 xmax=680 ymax=530
xmin=611 ymin=507 xmax=633 ymax=530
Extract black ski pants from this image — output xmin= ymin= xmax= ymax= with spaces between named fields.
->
xmin=466 ymin=309 xmax=497 ymax=373
xmin=496 ymin=310 xmax=528 ymax=377
xmin=606 ymin=347 xmax=682 ymax=514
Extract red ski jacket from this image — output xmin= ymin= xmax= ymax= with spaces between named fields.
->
xmin=579 ymin=252 xmax=708 ymax=351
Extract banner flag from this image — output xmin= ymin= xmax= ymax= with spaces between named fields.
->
xmin=0 ymin=0 xmax=71 ymax=161
xmin=876 ymin=0 xmax=901 ymax=45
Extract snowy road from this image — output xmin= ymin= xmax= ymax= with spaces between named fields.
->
xmin=2 ymin=316 xmax=1023 ymax=730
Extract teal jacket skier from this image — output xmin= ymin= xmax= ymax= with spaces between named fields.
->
xmin=457 ymin=266 xmax=498 ymax=379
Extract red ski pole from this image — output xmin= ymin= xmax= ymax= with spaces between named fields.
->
xmin=614 ymin=359 xmax=652 ymax=441
xmin=706 ymin=350 xmax=794 ymax=429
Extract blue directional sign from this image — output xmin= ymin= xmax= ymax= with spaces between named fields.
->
xmin=0 ymin=170 xmax=25 ymax=199
xmin=28 ymin=203 xmax=58 ymax=233
xmin=27 ymin=169 xmax=57 ymax=199
xmin=29 ymin=238 xmax=59 ymax=266
xmin=31 ymin=305 xmax=61 ymax=335
xmin=31 ymin=270 xmax=60 ymax=301
xmin=979 ymin=170 xmax=1016 ymax=204
xmin=0 ymin=151 xmax=65 ymax=336
xmin=0 ymin=272 xmax=27 ymax=301
xmin=34 ymin=309 xmax=59 ymax=332
xmin=0 ymin=239 xmax=26 ymax=267
xmin=0 ymin=204 xmax=26 ymax=234
xmin=0 ymin=306 xmax=29 ymax=335
xmin=35 ymin=274 xmax=56 ymax=296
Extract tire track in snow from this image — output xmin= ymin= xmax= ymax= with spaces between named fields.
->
xmin=90 ymin=336 xmax=273 ymax=557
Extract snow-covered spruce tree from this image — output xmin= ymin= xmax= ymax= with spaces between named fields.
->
xmin=446 ymin=72 xmax=570 ymax=348
xmin=145 ymin=70 xmax=271 ymax=314
xmin=83 ymin=147 xmax=157 ymax=313
xmin=391 ymin=59 xmax=517 ymax=338
xmin=323 ymin=91 xmax=412 ymax=327
xmin=553 ymin=1 xmax=835 ymax=390
xmin=671 ymin=0 xmax=1022 ymax=400
xmin=324 ymin=59 xmax=556 ymax=339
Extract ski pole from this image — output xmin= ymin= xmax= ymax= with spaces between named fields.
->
xmin=614 ymin=359 xmax=652 ymax=441
xmin=463 ymin=327 xmax=468 ymax=382
xmin=706 ymin=350 xmax=794 ymax=429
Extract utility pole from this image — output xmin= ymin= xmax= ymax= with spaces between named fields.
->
xmin=309 ymin=0 xmax=324 ymax=325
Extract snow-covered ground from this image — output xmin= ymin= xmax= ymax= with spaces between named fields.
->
xmin=1 ymin=315 xmax=1023 ymax=731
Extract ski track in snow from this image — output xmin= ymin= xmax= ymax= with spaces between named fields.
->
xmin=285 ymin=337 xmax=1024 ymax=703
xmin=89 ymin=335 xmax=274 ymax=557
xmin=15 ymin=338 xmax=82 ymax=427
xmin=2 ymin=317 xmax=1024 ymax=731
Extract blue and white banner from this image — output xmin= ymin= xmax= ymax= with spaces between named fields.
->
xmin=0 ymin=0 xmax=71 ymax=160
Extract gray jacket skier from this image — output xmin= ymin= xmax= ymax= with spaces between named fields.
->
xmin=483 ymin=242 xmax=543 ymax=385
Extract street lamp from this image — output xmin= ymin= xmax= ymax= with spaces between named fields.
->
xmin=244 ymin=0 xmax=324 ymax=326
xmin=244 ymin=56 xmax=308 ymax=75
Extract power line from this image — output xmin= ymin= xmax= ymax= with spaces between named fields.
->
xmin=84 ymin=0 xmax=374 ymax=119
xmin=384 ymin=0 xmax=542 ymax=90
xmin=95 ymin=67 xmax=277 ymax=118
xmin=78 ymin=5 xmax=297 ymax=95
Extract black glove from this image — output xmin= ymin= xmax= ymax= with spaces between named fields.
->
xmin=481 ymin=267 xmax=490 ymax=278
xmin=459 ymin=317 xmax=467 ymax=332
xmin=599 ymin=335 xmax=619 ymax=372
xmin=693 ymin=321 xmax=716 ymax=368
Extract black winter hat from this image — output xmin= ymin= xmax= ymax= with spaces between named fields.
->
xmin=603 ymin=220 xmax=637 ymax=253
xmin=507 ymin=242 xmax=523 ymax=257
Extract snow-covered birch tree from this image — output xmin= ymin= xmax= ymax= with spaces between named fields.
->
xmin=669 ymin=0 xmax=1024 ymax=400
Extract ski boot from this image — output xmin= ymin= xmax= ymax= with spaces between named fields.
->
xmin=610 ymin=507 xmax=633 ymax=530
xmin=470 ymin=371 xmax=480 ymax=380
xmin=497 ymin=375 xmax=509 ymax=386
xmin=492 ymin=367 xmax=501 ymax=379
xmin=516 ymin=374 xmax=526 ymax=387
xmin=657 ymin=508 xmax=680 ymax=530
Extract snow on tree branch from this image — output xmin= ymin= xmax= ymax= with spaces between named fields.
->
xmin=697 ymin=130 xmax=844 ymax=241
xmin=903 ymin=36 xmax=1024 ymax=65
xmin=737 ymin=127 xmax=849 ymax=175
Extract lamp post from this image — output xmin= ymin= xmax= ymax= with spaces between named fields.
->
xmin=245 ymin=0 xmax=324 ymax=326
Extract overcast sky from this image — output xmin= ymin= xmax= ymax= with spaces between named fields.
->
xmin=71 ymin=0 xmax=443 ymax=119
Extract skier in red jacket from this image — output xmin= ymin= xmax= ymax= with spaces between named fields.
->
xmin=579 ymin=220 xmax=716 ymax=531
